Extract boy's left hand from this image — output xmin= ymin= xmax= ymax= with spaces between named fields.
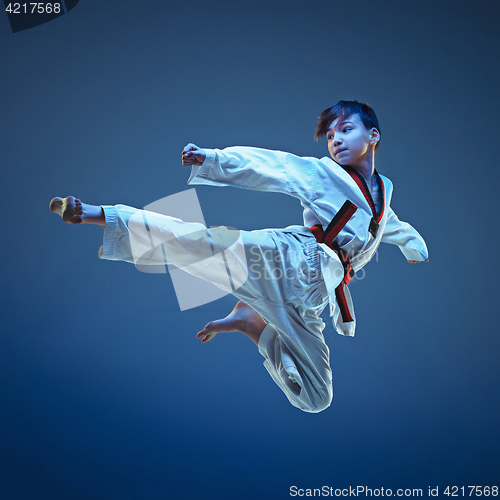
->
xmin=182 ymin=143 xmax=206 ymax=167
xmin=408 ymin=259 xmax=429 ymax=263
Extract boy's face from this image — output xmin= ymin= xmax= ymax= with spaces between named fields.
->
xmin=326 ymin=113 xmax=378 ymax=168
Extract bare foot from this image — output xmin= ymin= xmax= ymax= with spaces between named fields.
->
xmin=49 ymin=196 xmax=84 ymax=224
xmin=50 ymin=196 xmax=105 ymax=226
xmin=196 ymin=300 xmax=267 ymax=345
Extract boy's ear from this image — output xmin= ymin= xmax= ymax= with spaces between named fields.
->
xmin=369 ymin=127 xmax=380 ymax=146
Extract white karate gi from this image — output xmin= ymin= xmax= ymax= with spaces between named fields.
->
xmin=98 ymin=146 xmax=428 ymax=413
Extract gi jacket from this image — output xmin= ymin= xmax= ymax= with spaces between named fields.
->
xmin=187 ymin=146 xmax=428 ymax=336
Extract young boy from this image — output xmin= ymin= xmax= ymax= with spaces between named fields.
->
xmin=50 ymin=100 xmax=428 ymax=413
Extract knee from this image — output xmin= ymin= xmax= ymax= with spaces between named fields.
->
xmin=302 ymin=385 xmax=333 ymax=414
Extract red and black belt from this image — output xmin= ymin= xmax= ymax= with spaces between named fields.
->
xmin=310 ymin=200 xmax=358 ymax=323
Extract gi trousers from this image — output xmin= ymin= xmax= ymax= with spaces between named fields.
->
xmin=99 ymin=205 xmax=333 ymax=413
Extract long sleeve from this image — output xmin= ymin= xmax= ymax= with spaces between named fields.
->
xmin=187 ymin=146 xmax=316 ymax=205
xmin=381 ymin=206 xmax=429 ymax=261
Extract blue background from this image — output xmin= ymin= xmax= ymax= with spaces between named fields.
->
xmin=1 ymin=0 xmax=499 ymax=498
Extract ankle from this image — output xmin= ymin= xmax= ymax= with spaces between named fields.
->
xmin=82 ymin=205 xmax=105 ymax=226
xmin=242 ymin=317 xmax=266 ymax=345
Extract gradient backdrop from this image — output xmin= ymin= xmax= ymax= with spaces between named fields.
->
xmin=1 ymin=0 xmax=499 ymax=498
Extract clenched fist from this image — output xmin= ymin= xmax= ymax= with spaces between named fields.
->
xmin=182 ymin=143 xmax=206 ymax=167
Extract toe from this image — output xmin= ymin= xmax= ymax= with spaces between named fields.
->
xmin=49 ymin=197 xmax=62 ymax=212
xmin=202 ymin=333 xmax=216 ymax=343
xmin=196 ymin=329 xmax=208 ymax=339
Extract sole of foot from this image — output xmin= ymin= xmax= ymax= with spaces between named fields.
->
xmin=49 ymin=196 xmax=84 ymax=224
xmin=196 ymin=300 xmax=266 ymax=343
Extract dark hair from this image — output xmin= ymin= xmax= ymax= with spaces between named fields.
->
xmin=314 ymin=100 xmax=381 ymax=151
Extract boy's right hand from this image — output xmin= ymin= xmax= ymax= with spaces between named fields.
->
xmin=182 ymin=143 xmax=206 ymax=167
